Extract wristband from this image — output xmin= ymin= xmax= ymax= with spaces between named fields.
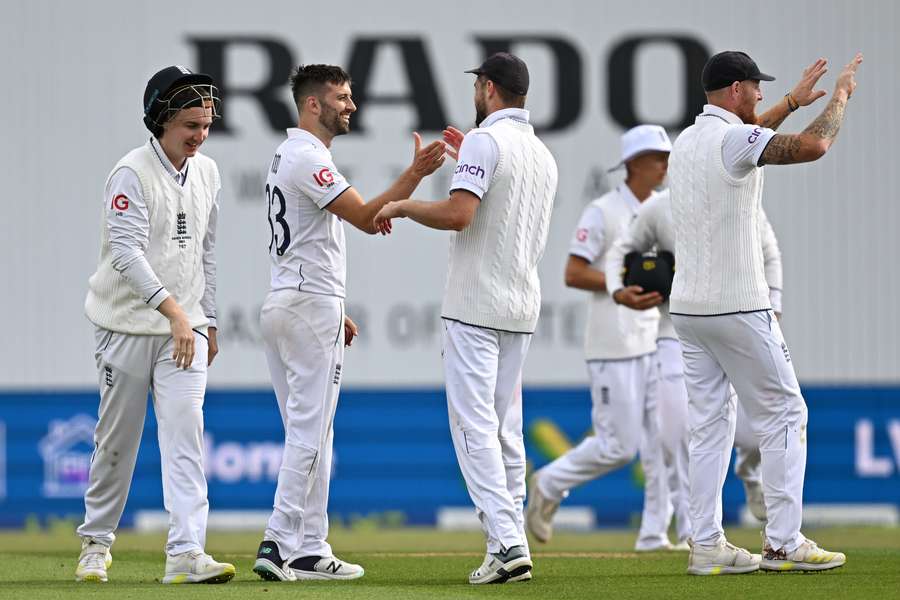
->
xmin=785 ymin=93 xmax=799 ymax=112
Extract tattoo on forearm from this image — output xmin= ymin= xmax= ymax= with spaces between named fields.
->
xmin=757 ymin=109 xmax=788 ymax=131
xmin=760 ymin=134 xmax=802 ymax=165
xmin=803 ymin=95 xmax=847 ymax=140
xmin=760 ymin=95 xmax=848 ymax=165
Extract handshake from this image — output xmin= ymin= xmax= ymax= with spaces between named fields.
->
xmin=372 ymin=126 xmax=469 ymax=233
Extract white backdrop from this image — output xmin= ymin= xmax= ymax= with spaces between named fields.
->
xmin=1 ymin=0 xmax=897 ymax=388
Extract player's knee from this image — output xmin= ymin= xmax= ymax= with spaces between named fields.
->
xmin=588 ymin=435 xmax=637 ymax=467
xmin=461 ymin=427 xmax=500 ymax=454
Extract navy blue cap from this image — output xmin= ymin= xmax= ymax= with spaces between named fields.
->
xmin=702 ymin=51 xmax=775 ymax=91
xmin=465 ymin=52 xmax=529 ymax=96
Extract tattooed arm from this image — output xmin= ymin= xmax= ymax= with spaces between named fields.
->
xmin=759 ymin=53 xmax=862 ymax=166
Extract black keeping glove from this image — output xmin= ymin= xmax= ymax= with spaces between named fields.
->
xmin=622 ymin=250 xmax=675 ymax=301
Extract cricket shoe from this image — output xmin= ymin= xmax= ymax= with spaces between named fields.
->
xmin=525 ymin=472 xmax=559 ymax=543
xmin=75 ymin=541 xmax=112 ymax=582
xmin=253 ymin=540 xmax=297 ymax=582
xmin=162 ymin=551 xmax=235 ymax=584
xmin=760 ymin=538 xmax=846 ymax=572
xmin=686 ymin=538 xmax=761 ymax=575
xmin=635 ymin=539 xmax=673 ymax=552
xmin=508 ymin=570 xmax=533 ymax=582
xmin=468 ymin=545 xmax=532 ymax=585
xmin=743 ymin=480 xmax=768 ymax=521
xmin=672 ymin=539 xmax=691 ymax=552
xmin=289 ymin=555 xmax=365 ymax=580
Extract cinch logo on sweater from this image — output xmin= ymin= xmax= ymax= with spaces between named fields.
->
xmin=455 ymin=163 xmax=485 ymax=178
xmin=747 ymin=127 xmax=763 ymax=144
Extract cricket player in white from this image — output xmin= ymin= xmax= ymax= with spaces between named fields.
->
xmin=606 ymin=189 xmax=786 ymax=543
xmin=77 ymin=66 xmax=234 ymax=584
xmin=526 ymin=125 xmax=673 ymax=551
xmin=375 ymin=52 xmax=558 ymax=584
xmin=252 ymin=64 xmax=445 ymax=583
xmin=669 ymin=50 xmax=861 ymax=574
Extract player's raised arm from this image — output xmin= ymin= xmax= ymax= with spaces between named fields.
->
xmin=759 ymin=53 xmax=862 ymax=166
xmin=756 ymin=58 xmax=829 ymax=130
xmin=327 ymin=132 xmax=445 ymax=234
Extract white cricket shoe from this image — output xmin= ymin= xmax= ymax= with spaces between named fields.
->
xmin=671 ymin=539 xmax=691 ymax=552
xmin=508 ymin=570 xmax=533 ymax=582
xmin=162 ymin=551 xmax=235 ymax=584
xmin=289 ymin=555 xmax=365 ymax=580
xmin=468 ymin=545 xmax=532 ymax=585
xmin=253 ymin=540 xmax=297 ymax=582
xmin=636 ymin=539 xmax=673 ymax=552
xmin=525 ymin=472 xmax=559 ymax=544
xmin=760 ymin=538 xmax=846 ymax=572
xmin=75 ymin=541 xmax=111 ymax=582
xmin=686 ymin=538 xmax=761 ymax=575
xmin=743 ymin=480 xmax=768 ymax=521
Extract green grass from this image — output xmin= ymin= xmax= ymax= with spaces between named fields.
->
xmin=0 ymin=526 xmax=898 ymax=599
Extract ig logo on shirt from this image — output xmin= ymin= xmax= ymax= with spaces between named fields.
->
xmin=313 ymin=168 xmax=335 ymax=188
xmin=111 ymin=194 xmax=129 ymax=214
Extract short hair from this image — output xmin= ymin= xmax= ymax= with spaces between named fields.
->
xmin=478 ymin=74 xmax=526 ymax=109
xmin=290 ymin=64 xmax=352 ymax=110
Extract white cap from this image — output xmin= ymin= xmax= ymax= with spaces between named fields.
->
xmin=610 ymin=124 xmax=672 ymax=171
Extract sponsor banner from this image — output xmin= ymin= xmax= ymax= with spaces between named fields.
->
xmin=0 ymin=387 xmax=897 ymax=527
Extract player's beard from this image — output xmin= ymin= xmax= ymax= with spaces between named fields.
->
xmin=474 ymin=92 xmax=488 ymax=127
xmin=736 ymin=106 xmax=759 ymax=125
xmin=735 ymin=95 xmax=759 ymax=125
xmin=320 ymin=102 xmax=350 ymax=136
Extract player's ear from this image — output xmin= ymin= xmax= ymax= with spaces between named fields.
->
xmin=304 ymin=95 xmax=319 ymax=114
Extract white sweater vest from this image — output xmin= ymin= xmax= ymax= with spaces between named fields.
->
xmin=441 ymin=119 xmax=558 ymax=333
xmin=584 ymin=189 xmax=659 ymax=360
xmin=85 ymin=142 xmax=219 ymax=334
xmin=669 ymin=118 xmax=770 ymax=315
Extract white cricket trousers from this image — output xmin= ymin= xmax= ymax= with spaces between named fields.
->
xmin=261 ymin=290 xmax=344 ymax=560
xmin=536 ymin=354 xmax=670 ymax=549
xmin=78 ymin=327 xmax=210 ymax=556
xmin=656 ymin=338 xmax=762 ymax=543
xmin=672 ymin=311 xmax=807 ymax=552
xmin=442 ymin=319 xmax=531 ymax=554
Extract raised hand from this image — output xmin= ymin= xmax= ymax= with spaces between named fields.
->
xmin=442 ymin=126 xmax=466 ymax=161
xmin=834 ymin=53 xmax=863 ymax=99
xmin=410 ymin=132 xmax=446 ymax=177
xmin=790 ymin=58 xmax=828 ymax=107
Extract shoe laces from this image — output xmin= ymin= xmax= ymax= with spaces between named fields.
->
xmin=80 ymin=551 xmax=107 ymax=569
xmin=801 ymin=539 xmax=824 ymax=555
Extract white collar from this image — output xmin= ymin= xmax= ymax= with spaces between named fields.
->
xmin=149 ymin=137 xmax=189 ymax=183
xmin=287 ymin=127 xmax=331 ymax=153
xmin=618 ymin=184 xmax=643 ymax=211
xmin=480 ymin=108 xmax=530 ymax=129
xmin=698 ymin=104 xmax=745 ymax=125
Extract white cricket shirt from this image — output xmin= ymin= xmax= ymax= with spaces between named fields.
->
xmin=441 ymin=108 xmax=558 ymax=333
xmin=266 ymin=128 xmax=351 ymax=298
xmin=668 ymin=104 xmax=776 ymax=315
xmin=570 ymin=185 xmax=659 ymax=360
xmin=606 ymin=190 xmax=784 ymax=340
